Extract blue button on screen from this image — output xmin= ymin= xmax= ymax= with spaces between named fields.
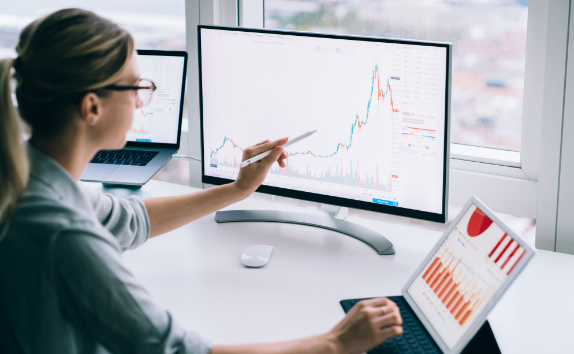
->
xmin=373 ymin=198 xmax=398 ymax=206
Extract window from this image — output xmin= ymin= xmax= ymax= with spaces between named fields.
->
xmin=264 ymin=0 xmax=528 ymax=153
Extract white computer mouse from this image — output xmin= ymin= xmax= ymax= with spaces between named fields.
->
xmin=241 ymin=245 xmax=273 ymax=268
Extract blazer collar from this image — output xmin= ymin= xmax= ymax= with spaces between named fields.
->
xmin=26 ymin=142 xmax=93 ymax=214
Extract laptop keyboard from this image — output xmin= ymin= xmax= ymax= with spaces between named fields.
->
xmin=345 ymin=296 xmax=442 ymax=354
xmin=90 ymin=150 xmax=159 ymax=166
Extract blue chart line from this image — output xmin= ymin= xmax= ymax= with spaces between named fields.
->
xmin=210 ymin=137 xmax=244 ymax=159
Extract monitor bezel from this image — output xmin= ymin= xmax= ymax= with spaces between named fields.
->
xmin=198 ymin=25 xmax=452 ymax=223
xmin=401 ymin=196 xmax=535 ymax=354
xmin=126 ymin=49 xmax=188 ymax=149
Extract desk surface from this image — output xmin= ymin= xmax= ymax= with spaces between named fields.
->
xmin=86 ymin=181 xmax=574 ymax=354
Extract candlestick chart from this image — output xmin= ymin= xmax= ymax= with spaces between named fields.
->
xmin=208 ymin=63 xmax=399 ymax=193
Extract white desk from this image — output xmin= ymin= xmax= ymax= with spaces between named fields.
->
xmin=87 ymin=180 xmax=574 ymax=353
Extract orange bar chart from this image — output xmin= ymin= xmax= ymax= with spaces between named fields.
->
xmin=422 ymin=252 xmax=486 ymax=326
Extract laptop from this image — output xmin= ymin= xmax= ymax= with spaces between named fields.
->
xmin=341 ymin=196 xmax=535 ymax=354
xmin=80 ymin=50 xmax=188 ymax=186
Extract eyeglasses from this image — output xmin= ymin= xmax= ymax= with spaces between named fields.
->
xmin=99 ymin=79 xmax=157 ymax=106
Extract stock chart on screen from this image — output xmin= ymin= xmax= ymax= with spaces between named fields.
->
xmin=200 ymin=29 xmax=447 ymax=214
xmin=408 ymin=205 xmax=527 ymax=349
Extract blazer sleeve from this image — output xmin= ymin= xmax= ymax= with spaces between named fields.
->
xmin=51 ymin=225 xmax=211 ymax=354
xmin=82 ymin=186 xmax=151 ymax=251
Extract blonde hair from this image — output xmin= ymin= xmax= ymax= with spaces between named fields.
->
xmin=0 ymin=8 xmax=134 ymax=238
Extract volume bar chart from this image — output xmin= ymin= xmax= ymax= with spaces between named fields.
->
xmin=129 ymin=124 xmax=149 ymax=135
xmin=422 ymin=249 xmax=486 ymax=327
xmin=270 ymin=159 xmax=392 ymax=191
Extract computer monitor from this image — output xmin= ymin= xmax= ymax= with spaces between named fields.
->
xmin=198 ymin=26 xmax=451 ymax=224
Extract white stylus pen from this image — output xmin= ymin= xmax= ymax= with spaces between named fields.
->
xmin=239 ymin=130 xmax=318 ymax=168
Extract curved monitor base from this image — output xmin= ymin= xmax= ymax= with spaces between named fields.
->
xmin=215 ymin=210 xmax=395 ymax=255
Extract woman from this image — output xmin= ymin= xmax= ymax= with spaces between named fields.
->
xmin=0 ymin=9 xmax=403 ymax=354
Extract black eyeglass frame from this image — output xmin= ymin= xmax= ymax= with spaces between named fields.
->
xmin=98 ymin=79 xmax=157 ymax=105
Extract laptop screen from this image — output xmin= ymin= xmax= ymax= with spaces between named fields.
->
xmin=126 ymin=54 xmax=186 ymax=144
xmin=407 ymin=204 xmax=527 ymax=349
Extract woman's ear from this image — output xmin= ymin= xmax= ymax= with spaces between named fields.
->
xmin=80 ymin=92 xmax=102 ymax=126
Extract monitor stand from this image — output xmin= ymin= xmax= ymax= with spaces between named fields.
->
xmin=100 ymin=184 xmax=151 ymax=199
xmin=214 ymin=204 xmax=395 ymax=255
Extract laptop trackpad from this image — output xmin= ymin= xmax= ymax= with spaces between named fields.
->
xmin=81 ymin=164 xmax=120 ymax=181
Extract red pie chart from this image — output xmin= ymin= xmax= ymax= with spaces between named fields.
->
xmin=467 ymin=208 xmax=493 ymax=237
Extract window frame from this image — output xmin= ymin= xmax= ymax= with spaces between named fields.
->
xmin=185 ymin=0 xmax=570 ymax=249
xmin=539 ymin=0 xmax=574 ymax=254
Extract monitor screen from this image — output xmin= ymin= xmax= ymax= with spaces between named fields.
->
xmin=127 ymin=54 xmax=185 ymax=144
xmin=199 ymin=27 xmax=450 ymax=221
xmin=407 ymin=204 xmax=527 ymax=349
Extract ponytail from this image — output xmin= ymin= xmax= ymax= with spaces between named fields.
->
xmin=0 ymin=8 xmax=134 ymax=240
xmin=0 ymin=58 xmax=29 ymax=240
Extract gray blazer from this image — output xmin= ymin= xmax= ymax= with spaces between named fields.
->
xmin=0 ymin=144 xmax=211 ymax=354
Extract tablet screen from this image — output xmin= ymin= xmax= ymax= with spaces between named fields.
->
xmin=407 ymin=204 xmax=527 ymax=349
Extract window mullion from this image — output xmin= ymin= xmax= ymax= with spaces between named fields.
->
xmin=239 ymin=0 xmax=264 ymax=28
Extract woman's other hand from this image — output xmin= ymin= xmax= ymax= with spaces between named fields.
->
xmin=327 ymin=297 xmax=404 ymax=354
xmin=233 ymin=138 xmax=288 ymax=195
xmin=209 ymin=297 xmax=403 ymax=354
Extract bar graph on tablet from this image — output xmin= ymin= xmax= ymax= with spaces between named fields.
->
xmin=408 ymin=204 xmax=526 ymax=348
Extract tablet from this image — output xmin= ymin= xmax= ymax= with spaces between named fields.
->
xmin=402 ymin=196 xmax=534 ymax=354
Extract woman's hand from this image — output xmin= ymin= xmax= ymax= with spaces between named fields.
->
xmin=327 ymin=297 xmax=403 ymax=354
xmin=233 ymin=138 xmax=289 ymax=196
